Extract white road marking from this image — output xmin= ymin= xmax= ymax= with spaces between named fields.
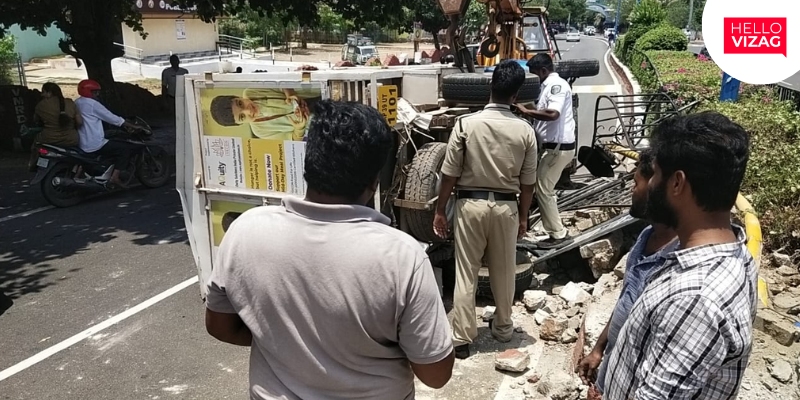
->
xmin=0 ymin=276 xmax=199 ymax=382
xmin=0 ymin=173 xmax=176 ymax=223
xmin=0 ymin=206 xmax=54 ymax=224
xmin=572 ymin=84 xmax=621 ymax=94
xmin=604 ymin=47 xmax=623 ymax=95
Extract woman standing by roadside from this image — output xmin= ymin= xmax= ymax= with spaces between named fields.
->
xmin=28 ymin=82 xmax=83 ymax=171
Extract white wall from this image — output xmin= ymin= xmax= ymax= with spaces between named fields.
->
xmin=122 ymin=18 xmax=217 ymax=57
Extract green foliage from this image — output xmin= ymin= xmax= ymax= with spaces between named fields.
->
xmin=0 ymin=36 xmax=15 ymax=85
xmin=624 ymin=49 xmax=800 ymax=251
xmin=634 ymin=24 xmax=687 ymax=52
xmin=702 ymin=94 xmax=800 ymax=251
xmin=665 ymin=0 xmax=689 ymax=28
xmin=643 ymin=50 xmax=720 ymax=101
xmin=617 ymin=24 xmax=654 ymax=63
xmin=629 ymin=0 xmax=666 ymax=27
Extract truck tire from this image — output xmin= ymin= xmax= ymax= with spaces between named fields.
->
xmin=476 ymin=250 xmax=534 ymax=299
xmin=555 ymin=59 xmax=600 ymax=79
xmin=442 ymin=73 xmax=540 ymax=104
xmin=403 ymin=142 xmax=454 ymax=243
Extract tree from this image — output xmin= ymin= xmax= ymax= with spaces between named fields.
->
xmin=0 ymin=35 xmax=15 ymax=85
xmin=629 ymin=0 xmax=667 ymax=27
xmin=404 ymin=0 xmax=449 ymax=49
xmin=0 ymin=0 xmax=146 ymax=109
xmin=561 ymin=0 xmax=589 ymax=26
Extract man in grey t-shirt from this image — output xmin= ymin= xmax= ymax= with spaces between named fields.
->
xmin=205 ymin=100 xmax=455 ymax=399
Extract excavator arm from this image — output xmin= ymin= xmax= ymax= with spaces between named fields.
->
xmin=436 ymin=0 xmax=527 ymax=70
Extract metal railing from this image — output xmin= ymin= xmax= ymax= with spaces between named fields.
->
xmin=217 ymin=34 xmax=257 ymax=58
xmin=113 ymin=42 xmax=144 ymax=61
xmin=12 ymin=53 xmax=25 ymax=86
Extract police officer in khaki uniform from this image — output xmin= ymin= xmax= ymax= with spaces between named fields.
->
xmin=433 ymin=60 xmax=538 ymax=359
xmin=516 ymin=53 xmax=575 ymax=248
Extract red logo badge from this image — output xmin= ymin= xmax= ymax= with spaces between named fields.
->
xmin=723 ymin=17 xmax=787 ymax=57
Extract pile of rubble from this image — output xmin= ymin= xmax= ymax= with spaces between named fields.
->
xmin=482 ymin=233 xmax=800 ymax=399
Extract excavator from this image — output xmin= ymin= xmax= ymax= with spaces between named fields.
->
xmin=438 ymin=0 xmax=562 ymax=72
xmin=436 ymin=0 xmax=600 ymax=189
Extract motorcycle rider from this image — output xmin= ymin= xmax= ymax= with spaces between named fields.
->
xmin=75 ymin=79 xmax=141 ymax=187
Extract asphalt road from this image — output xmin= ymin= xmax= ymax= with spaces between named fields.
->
xmin=688 ymin=43 xmax=800 ymax=88
xmin=556 ymin=34 xmax=623 ymax=173
xmin=0 ymin=41 xmax=622 ymax=399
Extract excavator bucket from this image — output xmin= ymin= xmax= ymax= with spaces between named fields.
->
xmin=437 ymin=0 xmax=470 ymax=15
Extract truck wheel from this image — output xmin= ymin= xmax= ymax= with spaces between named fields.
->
xmin=555 ymin=59 xmax=600 ymax=79
xmin=403 ymin=142 xmax=454 ymax=243
xmin=442 ymin=73 xmax=540 ymax=104
xmin=476 ymin=250 xmax=534 ymax=300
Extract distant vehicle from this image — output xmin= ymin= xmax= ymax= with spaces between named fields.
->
xmin=566 ymin=30 xmax=580 ymax=42
xmin=341 ymin=43 xmax=379 ymax=65
xmin=585 ymin=26 xmax=596 ymax=35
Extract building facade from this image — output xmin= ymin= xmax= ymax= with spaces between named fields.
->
xmin=122 ymin=0 xmax=219 ymax=62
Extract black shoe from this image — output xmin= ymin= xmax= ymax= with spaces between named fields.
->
xmin=455 ymin=344 xmax=470 ymax=359
xmin=535 ymin=235 xmax=573 ymax=250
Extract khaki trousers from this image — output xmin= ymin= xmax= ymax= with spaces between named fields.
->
xmin=536 ymin=148 xmax=574 ymax=239
xmin=452 ymin=195 xmax=518 ymax=346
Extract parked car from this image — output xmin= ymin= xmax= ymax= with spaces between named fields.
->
xmin=341 ymin=43 xmax=379 ymax=65
xmin=566 ymin=30 xmax=580 ymax=42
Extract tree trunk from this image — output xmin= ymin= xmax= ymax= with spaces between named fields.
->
xmin=301 ymin=27 xmax=308 ymax=49
xmin=59 ymin=0 xmax=123 ymax=111
xmin=82 ymin=55 xmax=121 ymax=113
xmin=432 ymin=33 xmax=441 ymax=50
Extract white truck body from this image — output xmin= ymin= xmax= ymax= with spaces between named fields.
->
xmin=175 ymin=66 xmax=470 ymax=298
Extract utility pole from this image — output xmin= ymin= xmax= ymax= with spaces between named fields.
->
xmin=567 ymin=13 xmax=571 ymax=29
xmin=615 ymin=0 xmax=622 ymax=33
xmin=687 ymin=0 xmax=695 ymax=36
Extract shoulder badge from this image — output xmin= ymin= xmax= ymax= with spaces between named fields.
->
xmin=551 ymin=85 xmax=562 ymax=95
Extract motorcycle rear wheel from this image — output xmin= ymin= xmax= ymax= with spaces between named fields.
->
xmin=135 ymin=151 xmax=171 ymax=188
xmin=41 ymin=163 xmax=84 ymax=208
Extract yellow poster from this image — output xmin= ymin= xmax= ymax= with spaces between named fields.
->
xmin=197 ymin=85 xmax=321 ymax=195
xmin=209 ymin=200 xmax=259 ymax=247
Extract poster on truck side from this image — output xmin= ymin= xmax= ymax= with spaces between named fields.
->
xmin=208 ymin=200 xmax=259 ymax=258
xmin=197 ymin=84 xmax=324 ymax=196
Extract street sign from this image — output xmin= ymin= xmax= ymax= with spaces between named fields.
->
xmin=378 ymin=85 xmax=398 ymax=126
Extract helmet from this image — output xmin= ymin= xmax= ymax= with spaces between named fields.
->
xmin=78 ymin=79 xmax=101 ymax=98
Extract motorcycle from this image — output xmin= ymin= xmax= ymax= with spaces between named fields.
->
xmin=30 ymin=117 xmax=171 ymax=207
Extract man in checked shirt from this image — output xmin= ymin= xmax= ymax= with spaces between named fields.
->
xmin=602 ymin=111 xmax=756 ymax=399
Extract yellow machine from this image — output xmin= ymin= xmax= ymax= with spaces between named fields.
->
xmin=437 ymin=0 xmax=560 ymax=69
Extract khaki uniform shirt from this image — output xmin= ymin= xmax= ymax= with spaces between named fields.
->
xmin=441 ymin=103 xmax=538 ymax=194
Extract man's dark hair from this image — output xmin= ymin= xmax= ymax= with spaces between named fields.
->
xmin=636 ymin=149 xmax=654 ymax=179
xmin=650 ymin=111 xmax=750 ymax=212
xmin=490 ymin=60 xmax=526 ymax=102
xmin=304 ymin=100 xmax=394 ymax=200
xmin=526 ymin=53 xmax=554 ymax=72
xmin=210 ymin=95 xmax=238 ymax=126
xmin=170 ymin=54 xmax=180 ymax=65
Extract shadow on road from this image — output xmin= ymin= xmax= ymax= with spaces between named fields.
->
xmin=0 ymin=118 xmax=183 ymax=302
xmin=0 ymin=182 xmax=187 ymax=300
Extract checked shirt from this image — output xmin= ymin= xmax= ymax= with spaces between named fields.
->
xmin=602 ymin=225 xmax=757 ymax=400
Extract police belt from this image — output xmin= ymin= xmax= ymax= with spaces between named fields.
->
xmin=456 ymin=190 xmax=517 ymax=201
xmin=542 ymin=142 xmax=575 ymax=151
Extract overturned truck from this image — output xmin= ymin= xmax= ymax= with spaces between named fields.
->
xmin=176 ymin=59 xmax=621 ymax=300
